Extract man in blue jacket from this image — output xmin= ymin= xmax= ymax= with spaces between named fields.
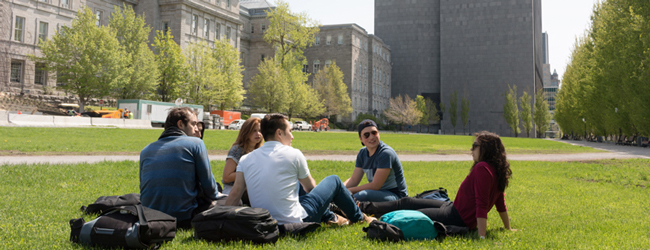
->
xmin=140 ymin=107 xmax=224 ymax=228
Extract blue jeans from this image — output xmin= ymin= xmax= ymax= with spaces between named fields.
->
xmin=354 ymin=189 xmax=400 ymax=202
xmin=299 ymin=175 xmax=365 ymax=223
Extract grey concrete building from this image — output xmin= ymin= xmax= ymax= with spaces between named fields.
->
xmin=1 ymin=0 xmax=242 ymax=95
xmin=376 ymin=0 xmax=543 ymax=136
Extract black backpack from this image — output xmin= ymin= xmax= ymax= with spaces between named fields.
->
xmin=70 ymin=204 xmax=176 ymax=249
xmin=80 ymin=193 xmax=141 ymax=215
xmin=414 ymin=187 xmax=451 ymax=202
xmin=191 ymin=206 xmax=279 ymax=244
xmin=363 ymin=220 xmax=469 ymax=242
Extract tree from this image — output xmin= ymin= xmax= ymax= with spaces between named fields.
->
xmin=313 ymin=61 xmax=351 ymax=118
xmin=264 ymin=0 xmax=320 ymax=65
xmin=34 ymin=7 xmax=126 ymax=112
xmin=384 ymin=94 xmax=422 ymax=131
xmin=520 ymin=91 xmax=533 ymax=137
xmin=449 ymin=90 xmax=458 ymax=135
xmin=283 ymin=54 xmax=323 ymax=120
xmin=415 ymin=95 xmax=429 ymax=132
xmin=425 ymin=98 xmax=440 ymax=124
xmin=109 ymin=4 xmax=158 ymax=100
xmin=460 ymin=96 xmax=470 ymax=135
xmin=503 ymin=84 xmax=520 ymax=137
xmin=184 ymin=41 xmax=221 ymax=109
xmin=533 ymin=89 xmax=552 ymax=138
xmin=248 ymin=57 xmax=288 ymax=112
xmin=152 ymin=30 xmax=186 ymax=102
xmin=212 ymin=39 xmax=245 ymax=110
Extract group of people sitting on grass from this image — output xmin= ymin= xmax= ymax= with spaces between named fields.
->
xmin=139 ymin=107 xmax=515 ymax=238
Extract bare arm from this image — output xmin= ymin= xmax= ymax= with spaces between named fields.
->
xmin=347 ymin=168 xmax=390 ymax=194
xmin=344 ymin=167 xmax=364 ymax=188
xmin=298 ymin=175 xmax=317 ymax=193
xmin=499 ymin=211 xmax=517 ymax=231
xmin=222 ymin=159 xmax=238 ymax=183
xmin=224 ymin=172 xmax=246 ymax=206
xmin=477 ymin=217 xmax=487 ymax=238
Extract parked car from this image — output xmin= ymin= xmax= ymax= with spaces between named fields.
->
xmin=228 ymin=119 xmax=245 ymax=130
xmin=293 ymin=121 xmax=312 ymax=131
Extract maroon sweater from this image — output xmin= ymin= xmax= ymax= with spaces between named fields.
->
xmin=452 ymin=161 xmax=507 ymax=229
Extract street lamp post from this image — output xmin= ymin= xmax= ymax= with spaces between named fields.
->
xmin=582 ymin=118 xmax=586 ymax=140
xmin=468 ymin=120 xmax=471 ymax=136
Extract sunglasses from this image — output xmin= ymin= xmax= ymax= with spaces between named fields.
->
xmin=363 ymin=130 xmax=378 ymax=139
xmin=471 ymin=142 xmax=480 ymax=151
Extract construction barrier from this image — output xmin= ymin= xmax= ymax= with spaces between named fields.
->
xmin=124 ymin=119 xmax=152 ymax=129
xmin=91 ymin=117 xmax=125 ymax=127
xmin=0 ymin=111 xmax=9 ymax=126
xmin=53 ymin=116 xmax=92 ymax=127
xmin=8 ymin=114 xmax=55 ymax=127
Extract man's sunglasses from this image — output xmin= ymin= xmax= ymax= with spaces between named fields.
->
xmin=363 ymin=130 xmax=378 ymax=139
xmin=471 ymin=142 xmax=480 ymax=151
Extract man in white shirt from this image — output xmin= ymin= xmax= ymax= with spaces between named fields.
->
xmin=225 ymin=113 xmax=374 ymax=225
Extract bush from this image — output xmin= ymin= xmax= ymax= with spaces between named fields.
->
xmin=241 ymin=114 xmax=250 ymax=120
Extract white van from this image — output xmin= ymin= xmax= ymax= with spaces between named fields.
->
xmin=250 ymin=113 xmax=267 ymax=119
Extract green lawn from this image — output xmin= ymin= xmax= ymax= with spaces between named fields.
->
xmin=1 ymin=159 xmax=648 ymax=249
xmin=0 ymin=127 xmax=600 ymax=155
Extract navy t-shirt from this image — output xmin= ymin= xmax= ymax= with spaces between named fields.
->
xmin=355 ymin=141 xmax=408 ymax=197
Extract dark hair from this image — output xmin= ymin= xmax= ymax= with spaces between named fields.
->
xmin=164 ymin=107 xmax=196 ymax=129
xmin=474 ymin=131 xmax=512 ymax=192
xmin=233 ymin=117 xmax=263 ymax=153
xmin=260 ymin=113 xmax=288 ymax=141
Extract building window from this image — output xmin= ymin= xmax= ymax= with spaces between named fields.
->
xmin=251 ymin=24 xmax=254 ymax=33
xmin=191 ymin=15 xmax=198 ymax=35
xmin=313 ymin=60 xmax=320 ymax=74
xmin=261 ymin=54 xmax=265 ymax=61
xmin=326 ymin=35 xmax=331 ymax=45
xmin=338 ymin=35 xmax=343 ymax=44
xmin=61 ymin=0 xmax=70 ymax=8
xmin=215 ymin=23 xmax=221 ymax=40
xmin=226 ymin=26 xmax=231 ymax=40
xmin=325 ymin=60 xmax=331 ymax=68
xmin=261 ymin=24 xmax=266 ymax=33
xmin=38 ymin=22 xmax=48 ymax=44
xmin=314 ymin=36 xmax=319 ymax=45
xmin=227 ymin=0 xmax=231 ymax=8
xmin=162 ymin=22 xmax=169 ymax=33
xmin=96 ymin=10 xmax=103 ymax=26
xmin=302 ymin=63 xmax=308 ymax=73
xmin=364 ymin=43 xmax=367 ymax=51
xmin=14 ymin=16 xmax=25 ymax=42
xmin=35 ymin=63 xmax=47 ymax=85
xmin=10 ymin=61 xmax=23 ymax=83
xmin=204 ymin=19 xmax=210 ymax=39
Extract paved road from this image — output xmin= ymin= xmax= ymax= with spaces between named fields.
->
xmin=1 ymin=139 xmax=647 ymax=165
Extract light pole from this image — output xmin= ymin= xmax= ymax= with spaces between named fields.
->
xmin=468 ymin=120 xmax=471 ymax=136
xmin=582 ymin=118 xmax=586 ymax=140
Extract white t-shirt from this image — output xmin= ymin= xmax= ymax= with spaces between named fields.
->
xmin=236 ymin=141 xmax=310 ymax=224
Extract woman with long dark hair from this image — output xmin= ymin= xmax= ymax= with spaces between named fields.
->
xmin=359 ymin=131 xmax=516 ymax=238
xmin=222 ymin=117 xmax=263 ymax=198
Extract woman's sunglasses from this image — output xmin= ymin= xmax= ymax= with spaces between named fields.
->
xmin=471 ymin=142 xmax=480 ymax=151
xmin=363 ymin=130 xmax=378 ymax=139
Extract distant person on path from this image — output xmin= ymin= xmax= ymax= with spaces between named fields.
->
xmin=343 ymin=119 xmax=408 ymax=202
xmin=221 ymin=117 xmax=263 ymax=205
xmin=225 ymin=113 xmax=375 ymax=225
xmin=358 ymin=131 xmax=516 ymax=239
xmin=139 ymin=107 xmax=225 ymax=229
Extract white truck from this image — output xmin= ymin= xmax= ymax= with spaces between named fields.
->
xmin=117 ymin=99 xmax=204 ymax=126
xmin=293 ymin=121 xmax=312 ymax=131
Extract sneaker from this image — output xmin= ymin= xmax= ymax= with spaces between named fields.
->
xmin=327 ymin=214 xmax=349 ymax=226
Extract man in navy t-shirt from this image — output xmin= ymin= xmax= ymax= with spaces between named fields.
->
xmin=344 ymin=119 xmax=408 ymax=202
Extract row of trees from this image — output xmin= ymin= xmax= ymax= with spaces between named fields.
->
xmin=502 ymin=85 xmax=552 ymax=137
xmin=35 ymin=6 xmax=244 ymax=112
xmin=555 ymin=0 xmax=650 ymax=137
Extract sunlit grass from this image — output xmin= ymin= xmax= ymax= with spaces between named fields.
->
xmin=0 ymin=127 xmax=600 ymax=155
xmin=1 ymin=159 xmax=648 ymax=249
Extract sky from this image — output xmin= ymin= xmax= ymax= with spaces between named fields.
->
xmin=282 ymin=0 xmax=600 ymax=81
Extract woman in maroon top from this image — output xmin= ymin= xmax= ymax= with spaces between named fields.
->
xmin=359 ymin=131 xmax=516 ymax=238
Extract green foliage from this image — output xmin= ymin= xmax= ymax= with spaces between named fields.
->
xmin=264 ymin=0 xmax=320 ymax=65
xmin=0 ymin=127 xmax=602 ymax=155
xmin=109 ymin=4 xmax=159 ymax=100
xmin=415 ymin=95 xmax=429 ymax=125
xmin=314 ymin=62 xmax=352 ymax=118
xmin=534 ymin=89 xmax=552 ymax=137
xmin=211 ymin=39 xmax=245 ymax=110
xmin=249 ymin=57 xmax=289 ymax=112
xmin=520 ymin=91 xmax=533 ymax=137
xmin=283 ymin=54 xmax=324 ymax=120
xmin=449 ymin=91 xmax=458 ymax=134
xmin=460 ymin=95 xmax=470 ymax=133
xmin=152 ymin=30 xmax=186 ymax=102
xmin=34 ymin=7 xmax=126 ymax=112
xmin=2 ymin=159 xmax=649 ymax=249
xmin=503 ymin=85 xmax=521 ymax=137
xmin=426 ymin=97 xmax=440 ymax=124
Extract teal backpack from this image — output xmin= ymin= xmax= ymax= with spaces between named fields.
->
xmin=380 ymin=210 xmax=437 ymax=240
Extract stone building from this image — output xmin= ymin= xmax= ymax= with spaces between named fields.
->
xmin=375 ymin=0 xmax=543 ymax=136
xmin=0 ymin=0 xmax=242 ymax=95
